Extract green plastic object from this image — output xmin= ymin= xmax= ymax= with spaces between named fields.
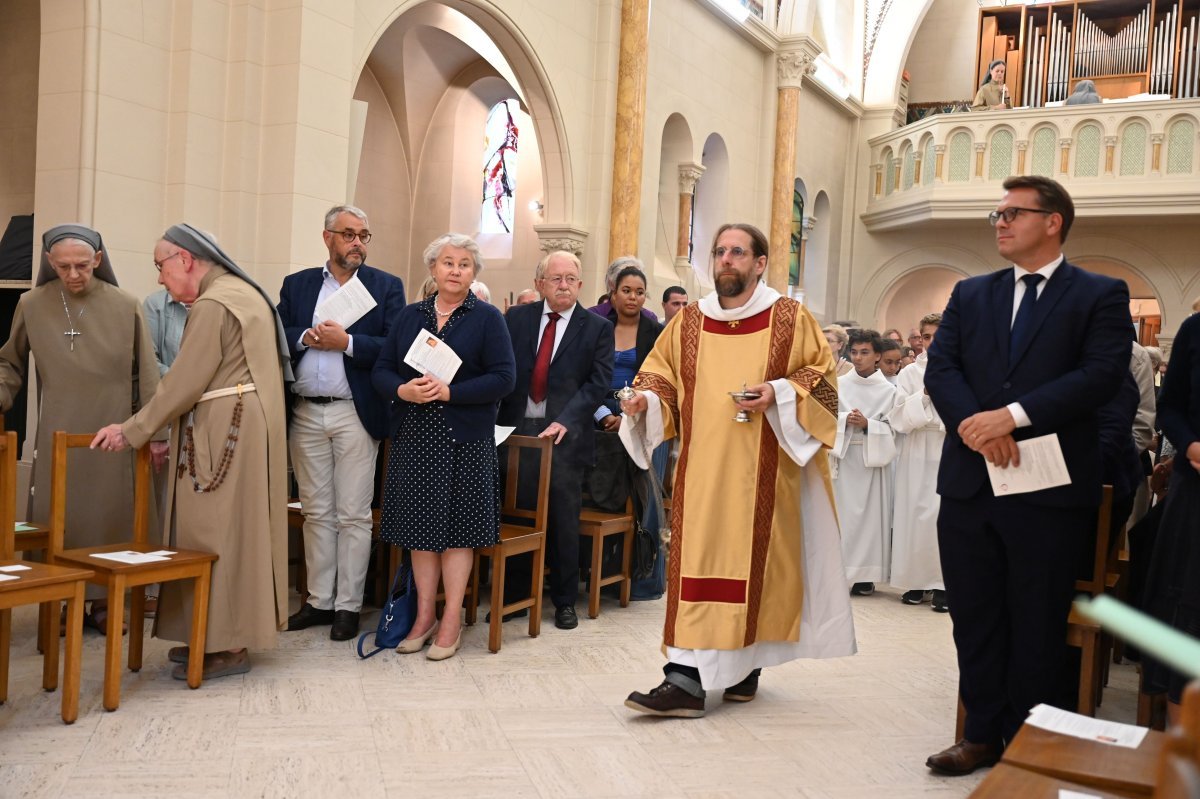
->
xmin=1075 ymin=594 xmax=1200 ymax=680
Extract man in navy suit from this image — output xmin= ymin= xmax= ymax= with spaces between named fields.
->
xmin=924 ymin=176 xmax=1131 ymax=775
xmin=277 ymin=205 xmax=405 ymax=640
xmin=499 ymin=250 xmax=614 ymax=629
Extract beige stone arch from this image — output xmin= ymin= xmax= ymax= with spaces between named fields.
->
xmin=353 ymin=0 xmax=573 ymax=225
xmin=855 ymin=245 xmax=989 ymax=328
xmin=1068 ymin=234 xmax=1181 ymax=327
xmin=653 ymin=113 xmax=697 ymax=279
xmin=863 ymin=0 xmax=937 ymax=107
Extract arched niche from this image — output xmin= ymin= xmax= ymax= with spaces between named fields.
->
xmin=877 ymin=265 xmax=963 ymax=335
xmin=692 ymin=132 xmax=729 ymax=291
xmin=352 ymin=3 xmax=552 ymax=303
xmin=804 ymin=190 xmax=832 ymax=318
xmin=353 ymin=1 xmax=572 ymax=227
xmin=656 ymin=113 xmax=695 ymax=269
xmin=864 ymin=0 xmax=937 ymax=106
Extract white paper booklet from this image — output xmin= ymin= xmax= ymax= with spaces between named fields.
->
xmin=89 ymin=551 xmax=172 ymax=565
xmin=986 ymin=433 xmax=1071 ymax=496
xmin=315 ymin=274 xmax=377 ymax=329
xmin=1025 ymin=703 xmax=1149 ymax=748
xmin=0 ymin=564 xmax=32 ymax=572
xmin=495 ymin=425 xmax=516 ymax=447
xmin=0 ymin=574 xmax=18 ymax=583
xmin=403 ymin=329 xmax=462 ymax=384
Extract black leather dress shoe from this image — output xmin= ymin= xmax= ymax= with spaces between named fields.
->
xmin=925 ymin=739 xmax=1002 ymax=776
xmin=286 ymin=602 xmax=334 ymax=631
xmin=330 ymin=610 xmax=360 ymax=641
xmin=554 ymin=605 xmax=578 ymax=630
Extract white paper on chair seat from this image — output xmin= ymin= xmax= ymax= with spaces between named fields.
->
xmin=89 ymin=551 xmax=171 ymax=565
xmin=1026 ymin=704 xmax=1149 ymax=748
xmin=287 ymin=501 xmax=302 ymax=509
xmin=495 ymin=425 xmax=515 ymax=447
xmin=0 ymin=564 xmax=32 ymax=572
xmin=1059 ymin=790 xmax=1105 ymax=799
xmin=0 ymin=573 xmax=19 ymax=582
xmin=146 ymin=550 xmax=176 ymax=557
xmin=14 ymin=522 xmax=36 ymax=531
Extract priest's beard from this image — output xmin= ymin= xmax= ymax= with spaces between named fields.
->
xmin=715 ymin=271 xmax=748 ymax=298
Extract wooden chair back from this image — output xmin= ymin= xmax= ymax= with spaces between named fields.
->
xmin=1155 ymin=730 xmax=1200 ymax=799
xmin=500 ymin=435 xmax=553 ymax=534
xmin=0 ymin=432 xmax=16 ymax=561
xmin=48 ymin=431 xmax=152 ymax=556
xmin=1076 ymin=485 xmax=1114 ymax=597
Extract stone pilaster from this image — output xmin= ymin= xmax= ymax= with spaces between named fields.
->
xmin=607 ymin=0 xmax=651 ymax=262
xmin=767 ymin=38 xmax=821 ymax=292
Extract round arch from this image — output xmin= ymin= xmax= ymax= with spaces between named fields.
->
xmin=692 ymin=133 xmax=730 ymax=290
xmin=877 ymin=266 xmax=964 ymax=335
xmin=863 ymin=0 xmax=936 ymax=106
xmin=353 ymin=0 xmax=574 ymax=223
xmin=856 ymin=244 xmax=990 ymax=327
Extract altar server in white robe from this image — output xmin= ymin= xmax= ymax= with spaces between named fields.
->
xmin=888 ymin=313 xmax=949 ymax=612
xmin=831 ymin=329 xmax=897 ymax=595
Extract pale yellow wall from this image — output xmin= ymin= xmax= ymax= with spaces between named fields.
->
xmin=0 ymin=0 xmax=39 ymax=235
xmin=903 ymin=0 xmax=979 ymax=105
xmin=352 ymin=67 xmax=412 ymax=286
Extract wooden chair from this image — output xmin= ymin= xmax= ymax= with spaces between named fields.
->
xmin=465 ymin=435 xmax=550 ymax=653
xmin=0 ymin=432 xmax=93 ymax=724
xmin=954 ymin=486 xmax=1114 ymax=739
xmin=578 ymin=497 xmax=634 ymax=619
xmin=1155 ymin=729 xmax=1200 ymax=799
xmin=46 ymin=432 xmax=218 ymax=711
xmin=970 ymin=762 xmax=1127 ymax=798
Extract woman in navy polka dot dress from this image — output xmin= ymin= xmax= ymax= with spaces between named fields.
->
xmin=372 ymin=234 xmax=515 ymax=660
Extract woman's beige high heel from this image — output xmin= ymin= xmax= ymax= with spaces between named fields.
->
xmin=396 ymin=620 xmax=438 ymax=654
xmin=426 ymin=629 xmax=462 ymax=661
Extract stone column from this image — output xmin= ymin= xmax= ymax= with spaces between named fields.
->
xmin=1059 ymin=138 xmax=1072 ymax=174
xmin=1151 ymin=133 xmax=1164 ymax=174
xmin=1104 ymin=135 xmax=1118 ymax=175
xmin=973 ymin=142 xmax=986 ymax=180
xmin=767 ymin=39 xmax=821 ymax=291
xmin=1016 ymin=140 xmax=1029 ymax=175
xmin=934 ymin=144 xmax=946 ymax=183
xmin=606 ymin=0 xmax=651 ymax=262
xmin=675 ymin=162 xmax=704 ymax=266
xmin=796 ymin=215 xmax=816 ymax=288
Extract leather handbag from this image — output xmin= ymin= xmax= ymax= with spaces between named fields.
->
xmin=356 ymin=558 xmax=417 ymax=658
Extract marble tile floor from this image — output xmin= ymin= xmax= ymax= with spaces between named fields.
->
xmin=0 ymin=586 xmax=1142 ymax=798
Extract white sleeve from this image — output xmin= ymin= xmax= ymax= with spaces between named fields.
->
xmin=618 ymin=390 xmax=663 ymax=470
xmin=765 ymin=378 xmax=823 ymax=467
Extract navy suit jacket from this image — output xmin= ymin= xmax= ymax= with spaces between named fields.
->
xmin=498 ymin=301 xmax=614 ymax=465
xmin=277 ymin=264 xmax=406 ymax=440
xmin=925 ymin=260 xmax=1131 ymax=508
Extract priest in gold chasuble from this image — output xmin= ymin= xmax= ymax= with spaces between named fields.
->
xmin=620 ymin=223 xmax=855 ymax=718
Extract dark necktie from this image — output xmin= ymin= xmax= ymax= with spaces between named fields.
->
xmin=529 ymin=311 xmax=561 ymax=404
xmin=1009 ymin=273 xmax=1045 ymax=359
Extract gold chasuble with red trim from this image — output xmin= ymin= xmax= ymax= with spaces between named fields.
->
xmin=633 ymin=299 xmax=839 ymax=650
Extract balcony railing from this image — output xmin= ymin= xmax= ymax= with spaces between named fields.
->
xmin=861 ymin=98 xmax=1200 ymax=231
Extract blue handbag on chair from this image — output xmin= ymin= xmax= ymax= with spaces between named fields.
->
xmin=356 ymin=558 xmax=417 ymax=658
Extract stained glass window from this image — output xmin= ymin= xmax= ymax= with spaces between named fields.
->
xmin=789 ymin=189 xmax=804 ymax=287
xmin=481 ymin=100 xmax=519 ymax=234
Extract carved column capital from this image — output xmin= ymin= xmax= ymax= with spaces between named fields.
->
xmin=1104 ymin=136 xmax=1119 ymax=146
xmin=1016 ymin=140 xmax=1029 ymax=151
xmin=801 ymin=215 xmax=817 ymax=238
xmin=533 ymin=224 xmax=589 ymax=256
xmin=1150 ymin=133 xmax=1165 ymax=144
xmin=678 ymin=162 xmax=705 ymax=193
xmin=973 ymin=142 xmax=987 ymax=153
xmin=776 ymin=51 xmax=817 ymax=89
xmin=1059 ymin=138 xmax=1073 ymax=148
xmin=934 ymin=144 xmax=946 ymax=154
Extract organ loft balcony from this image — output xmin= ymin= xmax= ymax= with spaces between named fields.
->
xmin=860 ymin=99 xmax=1200 ymax=232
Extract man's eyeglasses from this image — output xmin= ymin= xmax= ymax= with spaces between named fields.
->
xmin=153 ymin=251 xmax=183 ymax=272
xmin=712 ymin=246 xmax=754 ymax=259
xmin=987 ymin=207 xmax=1053 ymax=226
xmin=327 ymin=229 xmax=372 ymax=244
xmin=545 ymin=275 xmax=580 ymax=286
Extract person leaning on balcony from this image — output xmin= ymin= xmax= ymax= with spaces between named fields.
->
xmin=971 ymin=60 xmax=1011 ymax=111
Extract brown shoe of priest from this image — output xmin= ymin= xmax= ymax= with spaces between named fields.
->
xmin=925 ymin=739 xmax=1002 ymax=776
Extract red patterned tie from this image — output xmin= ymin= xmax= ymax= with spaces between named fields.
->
xmin=529 ymin=311 xmax=560 ymax=404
